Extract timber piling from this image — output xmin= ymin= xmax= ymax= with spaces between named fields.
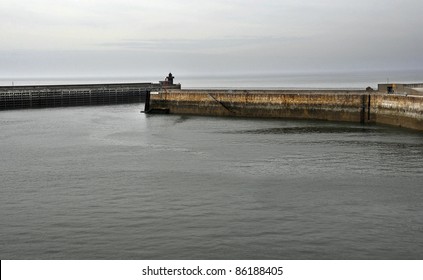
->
xmin=0 ymin=83 xmax=153 ymax=110
xmin=0 ymin=78 xmax=181 ymax=110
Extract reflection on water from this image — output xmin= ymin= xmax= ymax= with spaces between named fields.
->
xmin=0 ymin=105 xmax=423 ymax=259
xmin=232 ymin=125 xmax=379 ymax=135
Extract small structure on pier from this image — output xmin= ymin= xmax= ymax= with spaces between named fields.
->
xmin=160 ymin=73 xmax=180 ymax=89
xmin=166 ymin=73 xmax=174 ymax=85
xmin=378 ymin=83 xmax=423 ymax=95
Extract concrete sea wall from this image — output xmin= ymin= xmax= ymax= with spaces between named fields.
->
xmin=371 ymin=94 xmax=423 ymax=130
xmin=148 ymin=89 xmax=423 ymax=131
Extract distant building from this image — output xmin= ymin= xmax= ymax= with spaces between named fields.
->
xmin=159 ymin=73 xmax=181 ymax=89
xmin=378 ymin=83 xmax=423 ymax=95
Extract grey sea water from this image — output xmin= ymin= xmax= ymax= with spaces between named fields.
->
xmin=2 ymin=69 xmax=423 ymax=88
xmin=1 ymin=104 xmax=423 ymax=259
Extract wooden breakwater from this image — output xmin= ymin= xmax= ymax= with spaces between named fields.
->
xmin=145 ymin=89 xmax=423 ymax=131
xmin=0 ymin=82 xmax=179 ymax=110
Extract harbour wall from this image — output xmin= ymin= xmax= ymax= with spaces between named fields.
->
xmin=0 ymin=83 xmax=181 ymax=110
xmin=371 ymin=94 xmax=423 ymax=130
xmin=147 ymin=89 xmax=423 ymax=131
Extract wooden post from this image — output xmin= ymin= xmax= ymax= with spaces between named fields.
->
xmin=144 ymin=90 xmax=151 ymax=112
xmin=360 ymin=95 xmax=366 ymax=124
xmin=367 ymin=94 xmax=371 ymax=121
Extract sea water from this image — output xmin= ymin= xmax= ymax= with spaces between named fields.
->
xmin=2 ymin=69 xmax=423 ymax=89
xmin=1 ymin=104 xmax=422 ymax=259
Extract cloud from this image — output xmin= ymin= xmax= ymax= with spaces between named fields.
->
xmin=98 ymin=36 xmax=309 ymax=54
xmin=0 ymin=0 xmax=422 ymax=76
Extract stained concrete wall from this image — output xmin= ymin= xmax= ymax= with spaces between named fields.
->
xmin=148 ymin=89 xmax=423 ymax=131
xmin=371 ymin=94 xmax=423 ymax=130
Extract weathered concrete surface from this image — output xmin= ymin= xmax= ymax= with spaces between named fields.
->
xmin=148 ymin=89 xmax=423 ymax=131
xmin=150 ymin=89 xmax=370 ymax=123
xmin=371 ymin=94 xmax=423 ymax=130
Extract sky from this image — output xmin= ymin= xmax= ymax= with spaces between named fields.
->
xmin=0 ymin=0 xmax=422 ymax=78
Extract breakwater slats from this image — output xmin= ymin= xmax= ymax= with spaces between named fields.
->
xmin=0 ymin=83 xmax=160 ymax=110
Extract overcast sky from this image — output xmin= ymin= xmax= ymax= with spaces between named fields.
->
xmin=1 ymin=0 xmax=422 ymax=78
